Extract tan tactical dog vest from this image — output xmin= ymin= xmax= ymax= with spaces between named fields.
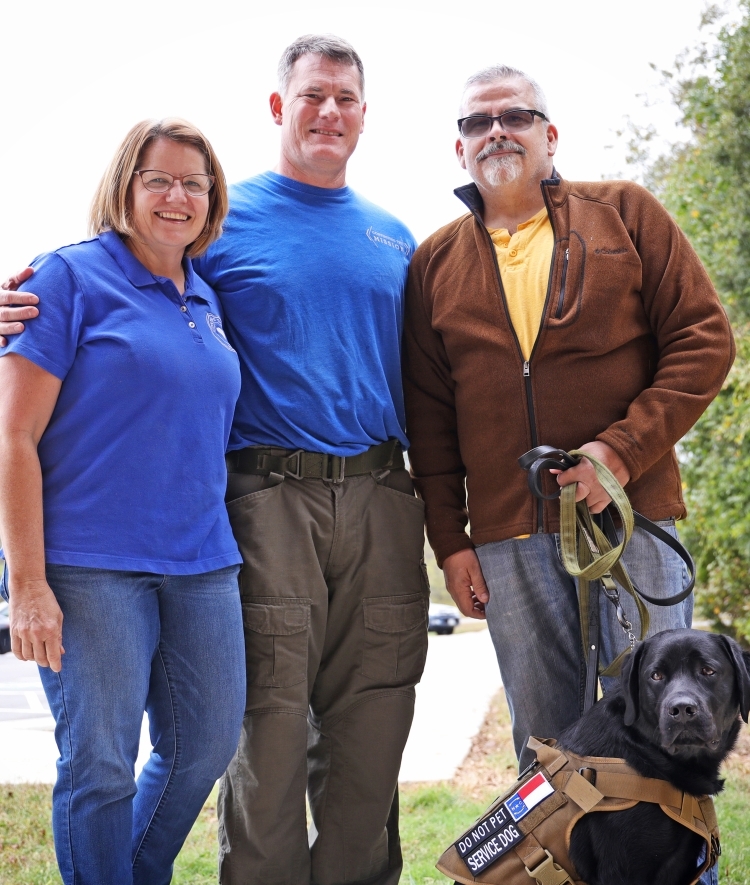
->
xmin=437 ymin=737 xmax=720 ymax=885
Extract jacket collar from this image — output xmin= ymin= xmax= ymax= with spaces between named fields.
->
xmin=453 ymin=167 xmax=566 ymax=222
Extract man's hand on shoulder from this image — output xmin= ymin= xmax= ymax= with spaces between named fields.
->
xmin=555 ymin=441 xmax=630 ymax=513
xmin=442 ymin=548 xmax=489 ymax=620
xmin=0 ymin=268 xmax=39 ymax=346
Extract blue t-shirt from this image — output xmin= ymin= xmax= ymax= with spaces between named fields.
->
xmin=195 ymin=171 xmax=415 ymax=456
xmin=2 ymin=231 xmax=242 ymax=574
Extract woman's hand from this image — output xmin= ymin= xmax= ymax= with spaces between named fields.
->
xmin=10 ymin=579 xmax=65 ymax=672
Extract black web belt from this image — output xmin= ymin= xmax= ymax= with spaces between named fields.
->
xmin=225 ymin=439 xmax=404 ymax=483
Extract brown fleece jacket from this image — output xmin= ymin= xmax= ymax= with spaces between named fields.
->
xmin=403 ymin=175 xmax=735 ymax=567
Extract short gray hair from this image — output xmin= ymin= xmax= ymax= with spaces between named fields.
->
xmin=277 ymin=34 xmax=365 ymax=99
xmin=460 ymin=65 xmax=549 ymax=120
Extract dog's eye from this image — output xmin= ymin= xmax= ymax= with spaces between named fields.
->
xmin=650 ymin=670 xmax=664 ymax=681
xmin=701 ymin=666 xmax=715 ymax=676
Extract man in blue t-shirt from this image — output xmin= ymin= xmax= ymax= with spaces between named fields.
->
xmin=0 ymin=34 xmax=426 ymax=885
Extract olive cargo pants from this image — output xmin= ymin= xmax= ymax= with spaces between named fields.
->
xmin=218 ymin=467 xmax=429 ymax=885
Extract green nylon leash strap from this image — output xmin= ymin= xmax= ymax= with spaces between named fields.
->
xmin=559 ymin=453 xmax=650 ymax=692
xmin=519 ymin=446 xmax=694 ymax=710
xmin=558 ymin=453 xmax=633 ymax=580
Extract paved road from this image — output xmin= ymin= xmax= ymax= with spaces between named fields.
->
xmin=0 ymin=627 xmax=501 ymax=784
xmin=0 ymin=653 xmax=56 ymax=783
xmin=401 ymin=627 xmax=502 ymax=781
xmin=0 ymin=653 xmax=49 ymax=722
xmin=0 ymin=652 xmax=151 ymax=783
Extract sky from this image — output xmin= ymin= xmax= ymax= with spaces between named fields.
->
xmin=0 ymin=0 xmax=738 ymax=272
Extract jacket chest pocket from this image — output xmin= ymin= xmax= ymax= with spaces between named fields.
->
xmin=549 ymin=231 xmax=586 ymax=325
xmin=549 ymin=232 xmax=644 ymax=328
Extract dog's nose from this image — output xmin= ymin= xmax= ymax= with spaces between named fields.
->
xmin=668 ymin=697 xmax=699 ymax=721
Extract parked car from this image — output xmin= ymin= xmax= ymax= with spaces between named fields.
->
xmin=0 ymin=599 xmax=10 ymax=655
xmin=428 ymin=603 xmax=461 ymax=635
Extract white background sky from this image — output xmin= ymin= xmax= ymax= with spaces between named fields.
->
xmin=0 ymin=0 xmax=738 ymax=272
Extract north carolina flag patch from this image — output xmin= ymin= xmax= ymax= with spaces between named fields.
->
xmin=505 ymin=772 xmax=554 ymax=822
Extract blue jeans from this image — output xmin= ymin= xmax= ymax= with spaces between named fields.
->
xmin=477 ymin=524 xmax=718 ymax=885
xmin=34 ymin=564 xmax=245 ymax=885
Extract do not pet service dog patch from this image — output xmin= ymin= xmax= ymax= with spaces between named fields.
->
xmin=454 ymin=772 xmax=555 ymax=874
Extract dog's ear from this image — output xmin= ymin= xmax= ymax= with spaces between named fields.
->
xmin=717 ymin=634 xmax=750 ymax=723
xmin=622 ymin=641 xmax=646 ymax=726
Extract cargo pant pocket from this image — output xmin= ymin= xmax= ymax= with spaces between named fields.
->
xmin=361 ymin=594 xmax=428 ymax=686
xmin=243 ymin=598 xmax=311 ymax=687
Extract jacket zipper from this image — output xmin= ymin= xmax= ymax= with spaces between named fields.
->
xmin=473 ymin=182 xmax=559 ymax=533
xmin=555 ymin=248 xmax=569 ymax=319
xmin=522 ymin=359 xmax=543 ymax=530
xmin=528 ymin=182 xmax=560 ymax=531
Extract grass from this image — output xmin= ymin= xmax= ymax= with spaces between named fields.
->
xmin=0 ymin=784 xmax=58 ymax=884
xmin=399 ymin=785 xmax=489 ymax=884
xmin=172 ymin=781 xmax=496 ymax=885
xmin=715 ymin=779 xmax=750 ymax=884
xmin=3 ymin=691 xmax=750 ymax=884
xmin=172 ymin=787 xmax=221 ymax=885
xmin=3 ymin=782 xmax=750 ymax=884
xmin=0 ymin=783 xmax=491 ymax=885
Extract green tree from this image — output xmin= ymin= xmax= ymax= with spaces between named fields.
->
xmin=680 ymin=337 xmax=750 ymax=642
xmin=642 ymin=1 xmax=750 ymax=643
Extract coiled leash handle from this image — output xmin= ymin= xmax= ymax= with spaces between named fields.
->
xmin=518 ymin=445 xmax=582 ymax=499
xmin=519 ymin=446 xmax=696 ymax=710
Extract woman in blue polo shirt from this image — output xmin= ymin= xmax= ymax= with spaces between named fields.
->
xmin=0 ymin=119 xmax=245 ymax=885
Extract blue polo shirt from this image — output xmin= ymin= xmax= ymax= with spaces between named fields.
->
xmin=1 ymin=231 xmax=242 ymax=574
xmin=195 ymin=172 xmax=415 ymax=456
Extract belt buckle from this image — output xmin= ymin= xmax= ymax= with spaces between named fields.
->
xmin=328 ymin=455 xmax=346 ymax=483
xmin=283 ymin=450 xmax=305 ymax=480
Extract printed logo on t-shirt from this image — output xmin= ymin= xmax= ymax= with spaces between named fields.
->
xmin=205 ymin=313 xmax=235 ymax=351
xmin=365 ymin=226 xmax=412 ymax=257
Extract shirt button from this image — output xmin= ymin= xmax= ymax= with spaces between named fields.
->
xmin=188 ymin=322 xmax=196 ymax=328
xmin=180 ymin=305 xmax=187 ymax=312
xmin=510 ymin=249 xmax=518 ymax=257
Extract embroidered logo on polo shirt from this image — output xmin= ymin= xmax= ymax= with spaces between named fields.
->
xmin=205 ymin=313 xmax=235 ymax=351
xmin=365 ymin=226 xmax=412 ymax=256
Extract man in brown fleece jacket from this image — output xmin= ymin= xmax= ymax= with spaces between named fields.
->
xmin=403 ymin=66 xmax=735 ymax=776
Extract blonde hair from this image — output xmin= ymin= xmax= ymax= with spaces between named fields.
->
xmin=89 ymin=118 xmax=228 ymax=258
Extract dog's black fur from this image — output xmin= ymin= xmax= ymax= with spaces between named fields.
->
xmin=556 ymin=629 xmax=750 ymax=885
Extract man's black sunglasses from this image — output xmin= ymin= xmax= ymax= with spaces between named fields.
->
xmin=457 ymin=109 xmax=548 ymax=138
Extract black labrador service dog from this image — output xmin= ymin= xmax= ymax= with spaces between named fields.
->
xmin=556 ymin=628 xmax=750 ymax=885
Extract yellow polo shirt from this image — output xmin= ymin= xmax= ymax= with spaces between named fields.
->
xmin=488 ymin=207 xmax=554 ymax=360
